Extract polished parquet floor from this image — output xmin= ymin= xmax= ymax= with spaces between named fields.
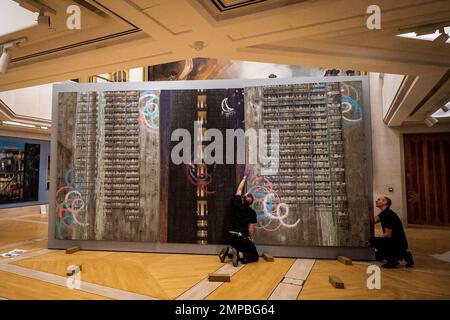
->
xmin=0 ymin=205 xmax=449 ymax=300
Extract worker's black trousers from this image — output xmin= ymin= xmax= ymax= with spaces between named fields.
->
xmin=369 ymin=236 xmax=406 ymax=262
xmin=229 ymin=235 xmax=259 ymax=264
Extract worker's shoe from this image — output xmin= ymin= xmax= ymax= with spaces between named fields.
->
xmin=218 ymin=247 xmax=229 ymax=263
xmin=382 ymin=260 xmax=399 ymax=269
xmin=231 ymin=248 xmax=239 ymax=267
xmin=403 ymin=251 xmax=414 ymax=268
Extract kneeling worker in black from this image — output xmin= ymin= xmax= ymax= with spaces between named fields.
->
xmin=218 ymin=168 xmax=259 ymax=267
xmin=369 ymin=196 xmax=414 ymax=268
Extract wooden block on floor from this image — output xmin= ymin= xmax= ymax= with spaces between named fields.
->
xmin=262 ymin=252 xmax=274 ymax=262
xmin=337 ymin=255 xmax=352 ymax=265
xmin=282 ymin=277 xmax=304 ymax=286
xmin=329 ymin=275 xmax=345 ymax=289
xmin=208 ymin=273 xmax=231 ymax=282
xmin=65 ymin=246 xmax=80 ymax=254
xmin=269 ymin=283 xmax=302 ymax=300
xmin=176 ymin=264 xmax=244 ymax=300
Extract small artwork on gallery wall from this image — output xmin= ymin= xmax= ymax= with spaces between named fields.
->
xmin=0 ymin=140 xmax=40 ymax=204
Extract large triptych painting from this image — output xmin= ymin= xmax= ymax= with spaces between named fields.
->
xmin=52 ymin=77 xmax=371 ymax=256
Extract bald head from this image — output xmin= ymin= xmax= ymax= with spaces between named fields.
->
xmin=375 ymin=196 xmax=392 ymax=210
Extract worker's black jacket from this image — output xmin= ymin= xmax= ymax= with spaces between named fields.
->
xmin=230 ymin=195 xmax=257 ymax=237
xmin=378 ymin=207 xmax=408 ymax=251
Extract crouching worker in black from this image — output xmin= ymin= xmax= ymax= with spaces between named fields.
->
xmin=368 ymin=196 xmax=414 ymax=268
xmin=218 ymin=168 xmax=259 ymax=267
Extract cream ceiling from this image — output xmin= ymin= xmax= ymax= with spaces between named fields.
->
xmin=0 ymin=0 xmax=449 ymax=126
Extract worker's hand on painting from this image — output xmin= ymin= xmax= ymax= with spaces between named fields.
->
xmin=243 ymin=167 xmax=250 ymax=177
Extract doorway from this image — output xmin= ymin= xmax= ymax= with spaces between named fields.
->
xmin=404 ymin=133 xmax=450 ymax=226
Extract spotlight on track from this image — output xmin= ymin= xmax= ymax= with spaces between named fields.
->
xmin=424 ymin=115 xmax=438 ymax=127
xmin=0 ymin=38 xmax=27 ymax=74
xmin=0 ymin=45 xmax=12 ymax=74
xmin=37 ymin=9 xmax=51 ymax=28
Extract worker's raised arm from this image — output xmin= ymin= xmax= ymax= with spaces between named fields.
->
xmin=235 ymin=167 xmax=250 ymax=196
xmin=370 ymin=212 xmax=380 ymax=225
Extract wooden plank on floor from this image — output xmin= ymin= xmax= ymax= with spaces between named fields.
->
xmin=176 ymin=264 xmax=244 ymax=300
xmin=284 ymin=259 xmax=315 ymax=281
xmin=0 ymin=263 xmax=158 ymax=300
xmin=268 ymin=283 xmax=302 ymax=300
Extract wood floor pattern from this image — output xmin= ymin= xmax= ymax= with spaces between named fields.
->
xmin=0 ymin=248 xmax=158 ymax=300
xmin=1 ymin=207 xmax=449 ymax=300
xmin=206 ymin=258 xmax=296 ymax=300
xmin=12 ymin=250 xmax=226 ymax=300
xmin=176 ymin=263 xmax=245 ymax=300
xmin=0 ymin=264 xmax=158 ymax=300
xmin=0 ymin=270 xmax=109 ymax=300
xmin=299 ymin=259 xmax=450 ymax=300
xmin=0 ymin=219 xmax=48 ymax=247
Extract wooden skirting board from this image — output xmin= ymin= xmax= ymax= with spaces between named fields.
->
xmin=176 ymin=263 xmax=244 ymax=300
xmin=269 ymin=259 xmax=315 ymax=300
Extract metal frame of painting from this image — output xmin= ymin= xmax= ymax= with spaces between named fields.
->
xmin=49 ymin=76 xmax=374 ymax=259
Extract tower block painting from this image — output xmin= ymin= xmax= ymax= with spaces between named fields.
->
xmin=160 ymin=89 xmax=244 ymax=244
xmin=52 ymin=78 xmax=371 ymax=252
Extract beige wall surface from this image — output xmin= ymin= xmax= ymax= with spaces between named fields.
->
xmin=369 ymin=73 xmax=450 ymax=226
